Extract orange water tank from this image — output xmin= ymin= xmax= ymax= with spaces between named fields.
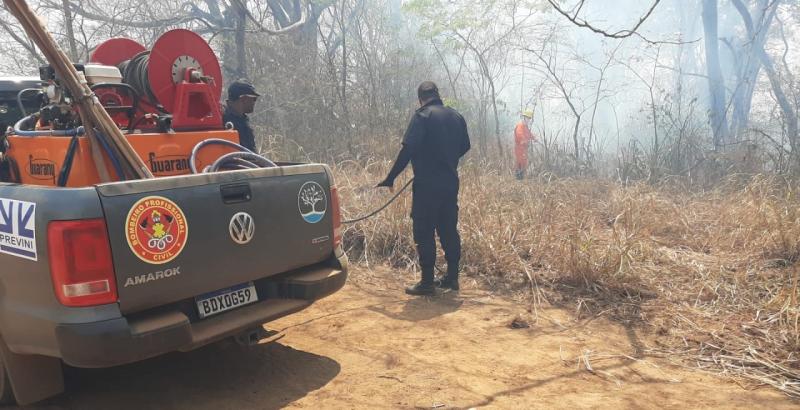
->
xmin=5 ymin=130 xmax=242 ymax=187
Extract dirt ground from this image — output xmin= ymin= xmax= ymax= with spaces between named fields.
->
xmin=15 ymin=267 xmax=798 ymax=410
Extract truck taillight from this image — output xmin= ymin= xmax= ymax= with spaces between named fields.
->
xmin=330 ymin=186 xmax=342 ymax=248
xmin=48 ymin=219 xmax=118 ymax=307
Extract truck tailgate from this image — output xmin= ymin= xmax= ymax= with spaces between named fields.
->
xmin=96 ymin=164 xmax=335 ymax=314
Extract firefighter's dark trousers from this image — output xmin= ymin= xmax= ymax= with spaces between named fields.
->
xmin=411 ymin=186 xmax=461 ymax=284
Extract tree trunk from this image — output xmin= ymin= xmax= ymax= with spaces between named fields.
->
xmin=702 ymin=0 xmax=730 ymax=150
xmin=234 ymin=1 xmax=246 ymax=78
xmin=588 ymin=76 xmax=603 ymax=154
xmin=339 ymin=0 xmax=353 ymax=154
xmin=489 ymin=80 xmax=502 ymax=157
xmin=728 ymin=0 xmax=776 ymax=140
xmin=727 ymin=41 xmax=759 ymax=140
xmin=475 ymin=51 xmax=502 ymax=157
xmin=729 ymin=0 xmax=795 ymax=160
xmin=217 ymin=1 xmax=246 ymax=80
xmin=572 ymin=115 xmax=581 ymax=163
xmin=61 ymin=0 xmax=78 ymax=61
xmin=758 ymin=47 xmax=798 ymax=153
xmin=649 ymin=87 xmax=658 ymax=165
xmin=478 ymin=93 xmax=488 ymax=154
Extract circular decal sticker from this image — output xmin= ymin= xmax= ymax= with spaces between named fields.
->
xmin=125 ymin=196 xmax=189 ymax=264
xmin=298 ymin=181 xmax=327 ymax=224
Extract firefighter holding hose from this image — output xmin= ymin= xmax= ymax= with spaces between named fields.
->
xmin=377 ymin=82 xmax=471 ymax=296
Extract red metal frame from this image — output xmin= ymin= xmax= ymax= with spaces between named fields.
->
xmin=91 ymin=30 xmax=224 ymax=131
xmin=89 ymin=38 xmax=146 ymax=66
xmin=148 ymin=29 xmax=223 ymax=129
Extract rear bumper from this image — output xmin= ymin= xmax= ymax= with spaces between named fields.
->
xmin=55 ymin=262 xmax=347 ymax=368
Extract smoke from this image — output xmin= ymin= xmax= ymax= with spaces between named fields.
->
xmin=0 ymin=0 xmax=797 ymax=172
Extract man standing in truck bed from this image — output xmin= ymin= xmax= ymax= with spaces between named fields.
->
xmin=378 ymin=81 xmax=471 ymax=296
xmin=223 ymin=80 xmax=260 ymax=152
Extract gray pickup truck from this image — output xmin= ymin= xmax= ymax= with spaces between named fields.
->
xmin=0 ymin=78 xmax=348 ymax=405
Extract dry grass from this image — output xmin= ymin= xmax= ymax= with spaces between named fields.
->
xmin=332 ymin=162 xmax=800 ymax=397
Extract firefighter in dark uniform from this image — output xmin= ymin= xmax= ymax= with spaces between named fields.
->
xmin=378 ymin=81 xmax=471 ymax=296
xmin=223 ymin=80 xmax=260 ymax=152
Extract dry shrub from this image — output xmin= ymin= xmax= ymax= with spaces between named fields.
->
xmin=333 ymin=162 xmax=800 ymax=397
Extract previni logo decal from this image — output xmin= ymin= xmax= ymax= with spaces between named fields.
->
xmin=0 ymin=198 xmax=36 ymax=261
xmin=125 ymin=196 xmax=188 ymax=264
xmin=298 ymin=181 xmax=327 ymax=224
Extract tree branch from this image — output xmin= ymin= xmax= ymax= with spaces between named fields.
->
xmin=45 ymin=0 xmax=199 ymax=29
xmin=233 ymin=0 xmax=309 ymax=35
xmin=545 ymin=0 xmax=691 ymax=45
xmin=546 ymin=0 xmax=660 ymax=38
xmin=0 ymin=17 xmax=45 ymax=64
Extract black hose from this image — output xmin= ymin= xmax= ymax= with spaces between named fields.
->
xmin=93 ymin=130 xmax=126 ymax=181
xmin=120 ymin=51 xmax=159 ymax=106
xmin=56 ymin=134 xmax=79 ymax=187
xmin=342 ymin=178 xmax=413 ymax=224
xmin=16 ymin=88 xmax=41 ymax=117
xmin=127 ymin=114 xmax=149 ymax=132
xmin=189 ymin=139 xmax=276 ymax=173
xmin=5 ymin=156 xmax=20 ymax=184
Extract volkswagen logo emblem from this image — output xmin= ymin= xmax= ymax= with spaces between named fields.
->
xmin=229 ymin=212 xmax=255 ymax=245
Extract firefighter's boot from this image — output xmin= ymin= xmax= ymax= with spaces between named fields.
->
xmin=436 ymin=266 xmax=460 ymax=292
xmin=406 ymin=268 xmax=436 ymax=296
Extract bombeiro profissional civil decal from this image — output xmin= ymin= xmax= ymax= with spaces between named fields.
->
xmin=125 ymin=196 xmax=189 ymax=264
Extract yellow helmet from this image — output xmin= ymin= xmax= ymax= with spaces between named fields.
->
xmin=151 ymin=210 xmax=161 ymax=218
xmin=522 ymin=110 xmax=533 ymax=119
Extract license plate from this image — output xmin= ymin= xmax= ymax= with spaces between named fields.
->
xmin=196 ymin=282 xmax=258 ymax=319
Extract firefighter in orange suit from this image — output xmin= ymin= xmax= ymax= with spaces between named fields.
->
xmin=514 ymin=110 xmax=536 ymax=179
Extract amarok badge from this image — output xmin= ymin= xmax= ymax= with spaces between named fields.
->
xmin=125 ymin=196 xmax=189 ymax=264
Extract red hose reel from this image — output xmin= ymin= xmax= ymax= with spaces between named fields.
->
xmin=90 ymin=29 xmax=224 ymax=130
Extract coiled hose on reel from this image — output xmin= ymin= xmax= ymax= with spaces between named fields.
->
xmin=189 ymin=138 xmax=276 ymax=173
xmin=118 ymin=51 xmax=160 ymax=107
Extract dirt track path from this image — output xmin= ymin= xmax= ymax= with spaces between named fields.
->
xmin=17 ymin=267 xmax=797 ymax=409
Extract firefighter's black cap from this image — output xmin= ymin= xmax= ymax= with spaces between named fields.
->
xmin=227 ymin=80 xmax=260 ymax=101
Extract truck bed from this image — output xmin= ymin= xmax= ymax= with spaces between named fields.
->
xmin=0 ymin=163 xmax=347 ymax=368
